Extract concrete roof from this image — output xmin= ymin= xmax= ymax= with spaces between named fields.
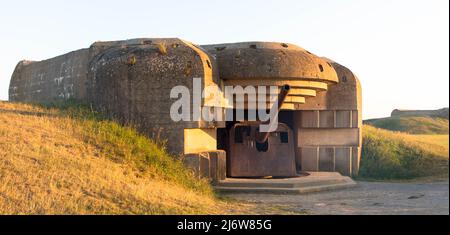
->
xmin=201 ymin=42 xmax=339 ymax=84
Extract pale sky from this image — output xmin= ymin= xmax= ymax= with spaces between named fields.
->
xmin=0 ymin=0 xmax=448 ymax=119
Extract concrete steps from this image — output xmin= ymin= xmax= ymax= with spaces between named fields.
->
xmin=214 ymin=172 xmax=358 ymax=194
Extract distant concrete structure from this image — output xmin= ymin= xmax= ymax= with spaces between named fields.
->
xmin=9 ymin=38 xmax=362 ymax=180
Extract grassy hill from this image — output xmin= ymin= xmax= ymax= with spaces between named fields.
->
xmin=360 ymin=125 xmax=449 ymax=180
xmin=364 ymin=116 xmax=449 ymax=134
xmin=0 ymin=101 xmax=259 ymax=215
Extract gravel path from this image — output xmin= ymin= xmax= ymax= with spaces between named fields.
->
xmin=228 ymin=181 xmax=449 ymax=215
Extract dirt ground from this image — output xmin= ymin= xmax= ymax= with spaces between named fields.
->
xmin=227 ymin=180 xmax=449 ymax=215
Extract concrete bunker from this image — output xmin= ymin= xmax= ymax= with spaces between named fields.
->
xmin=9 ymin=38 xmax=362 ymax=183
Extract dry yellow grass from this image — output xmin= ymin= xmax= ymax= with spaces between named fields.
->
xmin=156 ymin=42 xmax=167 ymax=55
xmin=0 ymin=101 xmax=262 ymax=215
xmin=404 ymin=134 xmax=449 ymax=157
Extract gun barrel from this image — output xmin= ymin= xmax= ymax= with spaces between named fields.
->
xmin=256 ymin=84 xmax=290 ymax=143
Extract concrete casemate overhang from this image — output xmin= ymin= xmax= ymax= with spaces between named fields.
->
xmin=202 ymin=41 xmax=339 ymax=109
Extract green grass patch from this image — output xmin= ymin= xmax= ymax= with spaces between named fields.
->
xmin=364 ymin=116 xmax=449 ymax=134
xmin=359 ymin=125 xmax=449 ymax=180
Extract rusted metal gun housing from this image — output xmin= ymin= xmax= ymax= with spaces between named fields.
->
xmin=228 ymin=122 xmax=297 ymax=177
xmin=223 ymin=84 xmax=298 ymax=178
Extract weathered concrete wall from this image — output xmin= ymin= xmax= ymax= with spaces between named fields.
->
xmin=86 ymin=38 xmax=225 ymax=155
xmin=183 ymin=150 xmax=226 ymax=183
xmin=293 ymin=61 xmax=362 ymax=176
xmin=9 ymin=38 xmax=226 ymax=155
xmin=9 ymin=49 xmax=90 ymax=102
